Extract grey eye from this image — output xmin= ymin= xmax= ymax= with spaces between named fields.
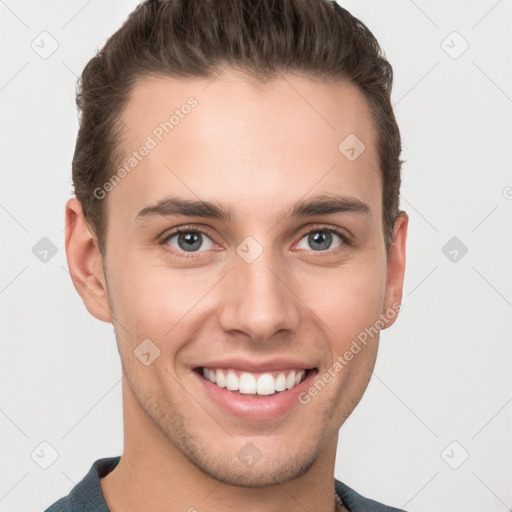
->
xmin=297 ymin=230 xmax=343 ymax=252
xmin=165 ymin=230 xmax=215 ymax=253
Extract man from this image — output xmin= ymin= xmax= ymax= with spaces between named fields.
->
xmin=46 ymin=0 xmax=408 ymax=510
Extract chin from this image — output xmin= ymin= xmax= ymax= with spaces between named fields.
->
xmin=190 ymin=448 xmax=319 ymax=488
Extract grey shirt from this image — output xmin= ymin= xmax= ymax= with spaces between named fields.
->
xmin=44 ymin=456 xmax=406 ymax=511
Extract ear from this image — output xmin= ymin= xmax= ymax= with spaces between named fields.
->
xmin=381 ymin=211 xmax=408 ymax=329
xmin=64 ymin=197 xmax=112 ymax=323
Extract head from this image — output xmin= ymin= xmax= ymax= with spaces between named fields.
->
xmin=66 ymin=0 xmax=407 ymax=487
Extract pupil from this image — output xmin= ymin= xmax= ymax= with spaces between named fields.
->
xmin=310 ymin=231 xmax=331 ymax=251
xmin=179 ymin=232 xmax=201 ymax=251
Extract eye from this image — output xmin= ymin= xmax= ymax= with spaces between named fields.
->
xmin=159 ymin=225 xmax=350 ymax=259
xmin=161 ymin=227 xmax=216 ymax=258
xmin=295 ymin=227 xmax=348 ymax=253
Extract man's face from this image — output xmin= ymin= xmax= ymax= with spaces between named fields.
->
xmin=72 ymin=71 xmax=407 ymax=486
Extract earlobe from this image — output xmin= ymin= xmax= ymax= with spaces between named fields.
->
xmin=64 ymin=197 xmax=112 ymax=323
xmin=381 ymin=211 xmax=408 ymax=329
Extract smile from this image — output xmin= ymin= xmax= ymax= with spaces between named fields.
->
xmin=192 ymin=360 xmax=318 ymax=420
xmin=199 ymin=367 xmax=308 ymax=396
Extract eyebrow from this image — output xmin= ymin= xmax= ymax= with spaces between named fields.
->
xmin=134 ymin=194 xmax=371 ymax=223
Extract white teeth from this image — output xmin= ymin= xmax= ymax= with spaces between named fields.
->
xmin=239 ymin=372 xmax=256 ymax=394
xmin=226 ymin=370 xmax=238 ymax=391
xmin=286 ymin=372 xmax=296 ymax=390
xmin=256 ymin=373 xmax=275 ymax=395
xmin=202 ymin=368 xmax=307 ymax=395
xmin=275 ymin=373 xmax=287 ymax=392
xmin=216 ymin=369 xmax=226 ymax=388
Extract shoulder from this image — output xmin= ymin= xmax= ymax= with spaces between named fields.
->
xmin=335 ymin=478 xmax=408 ymax=512
xmin=44 ymin=495 xmax=73 ymax=512
xmin=43 ymin=456 xmax=121 ymax=512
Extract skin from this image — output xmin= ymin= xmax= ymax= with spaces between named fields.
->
xmin=65 ymin=70 xmax=408 ymax=512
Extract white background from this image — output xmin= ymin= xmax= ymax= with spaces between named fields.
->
xmin=0 ymin=1 xmax=511 ymax=511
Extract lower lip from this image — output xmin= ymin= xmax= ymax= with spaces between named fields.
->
xmin=193 ymin=368 xmax=318 ymax=421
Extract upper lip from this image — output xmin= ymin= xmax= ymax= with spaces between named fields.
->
xmin=194 ymin=358 xmax=316 ymax=373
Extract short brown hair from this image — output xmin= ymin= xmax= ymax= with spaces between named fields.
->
xmin=72 ymin=0 xmax=403 ymax=256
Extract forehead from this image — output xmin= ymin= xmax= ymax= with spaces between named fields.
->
xmin=111 ymin=70 xmax=381 ymax=224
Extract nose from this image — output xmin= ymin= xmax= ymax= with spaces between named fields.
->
xmin=217 ymin=248 xmax=301 ymax=343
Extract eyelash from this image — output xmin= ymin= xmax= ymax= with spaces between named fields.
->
xmin=159 ymin=224 xmax=351 ymax=259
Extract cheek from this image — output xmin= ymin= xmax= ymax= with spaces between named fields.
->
xmin=106 ymin=256 xmax=208 ymax=347
xmin=106 ymin=241 xmax=387 ymax=353
xmin=303 ymin=258 xmax=387 ymax=346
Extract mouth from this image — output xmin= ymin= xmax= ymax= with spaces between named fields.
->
xmin=193 ymin=366 xmax=316 ymax=397
xmin=192 ymin=363 xmax=319 ymax=420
